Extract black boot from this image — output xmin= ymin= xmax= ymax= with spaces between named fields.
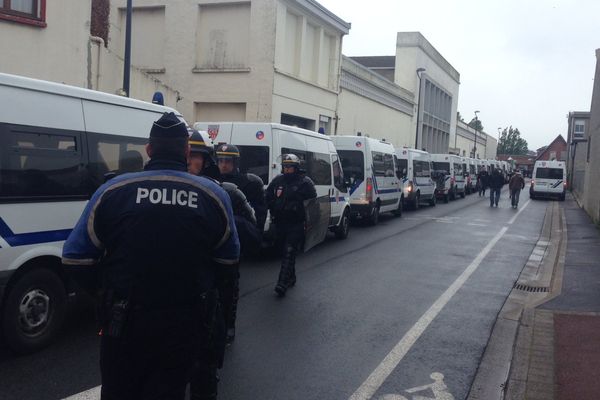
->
xmin=275 ymin=245 xmax=295 ymax=296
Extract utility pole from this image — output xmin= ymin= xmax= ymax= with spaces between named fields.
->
xmin=473 ymin=110 xmax=480 ymax=158
xmin=122 ymin=0 xmax=133 ymax=97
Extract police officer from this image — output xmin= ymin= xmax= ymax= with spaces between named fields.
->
xmin=215 ymin=143 xmax=267 ymax=237
xmin=187 ymin=130 xmax=256 ymax=400
xmin=62 ymin=112 xmax=240 ymax=400
xmin=265 ymin=154 xmax=317 ymax=297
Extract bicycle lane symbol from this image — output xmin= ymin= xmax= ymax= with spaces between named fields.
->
xmin=377 ymin=372 xmax=455 ymax=400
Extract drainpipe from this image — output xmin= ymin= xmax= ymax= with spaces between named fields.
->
xmin=89 ymin=36 xmax=104 ymax=90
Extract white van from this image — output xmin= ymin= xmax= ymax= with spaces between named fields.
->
xmin=430 ymin=154 xmax=466 ymax=202
xmin=530 ymin=160 xmax=566 ymax=201
xmin=463 ymin=157 xmax=478 ymax=194
xmin=330 ymin=136 xmax=402 ymax=225
xmin=193 ymin=122 xmax=352 ymax=238
xmin=395 ymin=148 xmax=436 ymax=209
xmin=0 ymin=72 xmax=185 ymax=353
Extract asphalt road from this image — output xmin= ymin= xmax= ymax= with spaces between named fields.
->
xmin=0 ymin=186 xmax=552 ymax=400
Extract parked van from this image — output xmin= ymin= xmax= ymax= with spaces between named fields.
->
xmin=530 ymin=160 xmax=566 ymax=201
xmin=331 ymin=136 xmax=402 ymax=225
xmin=430 ymin=154 xmax=466 ymax=202
xmin=463 ymin=157 xmax=478 ymax=194
xmin=395 ymin=148 xmax=436 ymax=209
xmin=193 ymin=122 xmax=352 ymax=238
xmin=0 ymin=72 xmax=185 ymax=353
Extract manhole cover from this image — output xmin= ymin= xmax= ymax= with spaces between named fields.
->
xmin=514 ymin=283 xmax=550 ymax=293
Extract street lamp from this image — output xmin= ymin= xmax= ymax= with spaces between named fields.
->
xmin=414 ymin=68 xmax=426 ymax=150
xmin=473 ymin=110 xmax=480 ymax=158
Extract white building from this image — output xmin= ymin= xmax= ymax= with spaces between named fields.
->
xmin=352 ymin=33 xmax=460 ymax=154
xmin=336 ymin=56 xmax=414 ymax=147
xmin=454 ymin=120 xmax=497 ymax=160
xmin=0 ymin=0 xmax=180 ymax=107
xmin=109 ymin=0 xmax=350 ymax=132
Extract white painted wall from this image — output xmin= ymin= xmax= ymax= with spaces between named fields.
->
xmin=0 ymin=0 xmax=91 ymax=87
xmin=336 ymin=90 xmax=413 ymax=148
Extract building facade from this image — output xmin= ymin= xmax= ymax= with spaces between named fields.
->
xmin=336 ymin=56 xmax=414 ymax=147
xmin=581 ymin=49 xmax=600 ymax=224
xmin=535 ymin=135 xmax=567 ymax=162
xmin=453 ymin=120 xmax=497 ymax=160
xmin=394 ymin=32 xmax=460 ymax=154
xmin=566 ymin=111 xmax=590 ymax=197
xmin=109 ymin=0 xmax=350 ymax=131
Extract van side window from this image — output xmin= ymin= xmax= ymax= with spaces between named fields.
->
xmin=308 ymin=152 xmax=332 ymax=185
xmin=372 ymin=152 xmax=385 ymax=177
xmin=414 ymin=160 xmax=430 ymax=177
xmin=383 ymin=153 xmax=395 ymax=177
xmin=87 ymin=132 xmax=148 ymax=190
xmin=0 ymin=124 xmax=87 ymax=201
xmin=236 ymin=145 xmax=269 ymax=184
xmin=331 ymin=154 xmax=346 ymax=192
xmin=396 ymin=158 xmax=408 ymax=179
xmin=454 ymin=162 xmax=463 ymax=176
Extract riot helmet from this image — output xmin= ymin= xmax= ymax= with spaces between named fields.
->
xmin=216 ymin=143 xmax=241 ymax=175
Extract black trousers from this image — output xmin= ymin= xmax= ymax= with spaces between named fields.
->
xmin=217 ymin=265 xmax=240 ymax=332
xmin=275 ymin=223 xmax=304 ymax=287
xmin=100 ymin=308 xmax=200 ymax=400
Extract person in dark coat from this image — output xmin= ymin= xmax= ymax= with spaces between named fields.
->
xmin=508 ymin=170 xmax=526 ymax=208
xmin=477 ymin=169 xmax=489 ymax=197
xmin=489 ymin=168 xmax=504 ymax=207
xmin=62 ymin=113 xmax=239 ymax=400
xmin=265 ymin=154 xmax=316 ymax=297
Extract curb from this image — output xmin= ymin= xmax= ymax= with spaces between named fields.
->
xmin=467 ymin=201 xmax=567 ymax=400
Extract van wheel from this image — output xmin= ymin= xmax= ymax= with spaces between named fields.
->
xmin=335 ymin=210 xmax=350 ymax=239
xmin=393 ymin=197 xmax=403 ymax=217
xmin=429 ymin=195 xmax=436 ymax=207
xmin=368 ymin=204 xmax=380 ymax=226
xmin=460 ymin=190 xmax=466 ymax=199
xmin=559 ymin=193 xmax=566 ymax=202
xmin=1 ymin=268 xmax=67 ymax=354
xmin=444 ymin=193 xmax=449 ymax=203
xmin=413 ymin=193 xmax=420 ymax=210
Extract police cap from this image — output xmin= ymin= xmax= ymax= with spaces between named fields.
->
xmin=150 ymin=112 xmax=188 ymax=139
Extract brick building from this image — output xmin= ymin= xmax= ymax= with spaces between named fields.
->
xmin=536 ymin=135 xmax=567 ymax=162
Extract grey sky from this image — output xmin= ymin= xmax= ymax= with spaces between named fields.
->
xmin=318 ymin=0 xmax=600 ymax=150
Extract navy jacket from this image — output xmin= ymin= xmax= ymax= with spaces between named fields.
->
xmin=62 ymin=159 xmax=240 ymax=307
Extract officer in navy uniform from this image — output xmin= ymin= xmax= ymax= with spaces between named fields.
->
xmin=265 ymin=154 xmax=317 ymax=297
xmin=215 ymin=143 xmax=267 ymax=239
xmin=62 ymin=112 xmax=239 ymax=400
xmin=187 ymin=130 xmax=256 ymax=400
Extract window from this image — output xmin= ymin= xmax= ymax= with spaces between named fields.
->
xmin=0 ymin=125 xmax=87 ymax=201
xmin=338 ymin=150 xmax=364 ymax=185
xmin=331 ymin=154 xmax=346 ymax=192
xmin=462 ymin=163 xmax=468 ymax=176
xmin=87 ymin=132 xmax=148 ymax=191
xmin=587 ymin=137 xmax=592 ymax=162
xmin=574 ymin=121 xmax=585 ymax=140
xmin=454 ymin=162 xmax=463 ymax=176
xmin=432 ymin=162 xmax=450 ymax=175
xmin=0 ymin=0 xmax=46 ymax=26
xmin=236 ymin=145 xmax=269 ymax=185
xmin=372 ymin=152 xmax=386 ymax=177
xmin=383 ymin=154 xmax=395 ymax=177
xmin=281 ymin=147 xmax=331 ymax=185
xmin=396 ymin=158 xmax=408 ymax=179
xmin=469 ymin=164 xmax=476 ymax=175
xmin=414 ymin=161 xmax=431 ymax=177
xmin=535 ymin=168 xmax=563 ymax=180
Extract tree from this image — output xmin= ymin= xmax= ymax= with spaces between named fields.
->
xmin=497 ymin=126 xmax=529 ymax=155
xmin=468 ymin=117 xmax=484 ymax=132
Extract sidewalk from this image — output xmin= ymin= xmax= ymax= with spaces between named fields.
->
xmin=469 ymin=193 xmax=600 ymax=400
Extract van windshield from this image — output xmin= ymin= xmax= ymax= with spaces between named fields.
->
xmin=432 ymin=162 xmax=450 ymax=175
xmin=536 ymin=168 xmax=563 ymax=180
xmin=236 ymin=145 xmax=269 ymax=184
xmin=338 ymin=150 xmax=364 ymax=184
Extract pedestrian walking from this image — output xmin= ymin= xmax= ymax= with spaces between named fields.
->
xmin=489 ymin=168 xmax=504 ymax=207
xmin=187 ymin=130 xmax=256 ymax=399
xmin=477 ymin=170 xmax=489 ymax=197
xmin=509 ymin=170 xmax=526 ymax=208
xmin=266 ymin=154 xmax=317 ymax=297
xmin=61 ymin=112 xmax=240 ymax=400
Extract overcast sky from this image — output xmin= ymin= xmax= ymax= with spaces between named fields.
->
xmin=317 ymin=0 xmax=600 ymax=150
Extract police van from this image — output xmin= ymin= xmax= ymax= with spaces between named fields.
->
xmin=395 ymin=148 xmax=436 ymax=209
xmin=530 ymin=160 xmax=566 ymax=201
xmin=462 ymin=157 xmax=478 ymax=194
xmin=330 ymin=136 xmax=402 ymax=225
xmin=430 ymin=154 xmax=466 ymax=202
xmin=192 ymin=122 xmax=352 ymax=241
xmin=0 ymin=72 xmax=186 ymax=353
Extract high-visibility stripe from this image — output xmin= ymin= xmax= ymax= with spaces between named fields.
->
xmin=216 ymin=151 xmax=239 ymax=156
xmin=189 ymin=140 xmax=206 ymax=146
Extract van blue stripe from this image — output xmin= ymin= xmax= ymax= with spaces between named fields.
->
xmin=0 ymin=218 xmax=71 ymax=248
xmin=377 ymin=188 xmax=400 ymax=194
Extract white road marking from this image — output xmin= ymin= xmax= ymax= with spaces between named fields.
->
xmin=508 ymin=199 xmax=531 ymax=225
xmin=467 ymin=223 xmax=488 ymax=227
xmin=348 ymin=227 xmax=509 ymax=400
xmin=63 ymin=386 xmax=100 ymax=400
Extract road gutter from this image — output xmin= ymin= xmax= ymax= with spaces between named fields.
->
xmin=467 ymin=201 xmax=566 ymax=400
